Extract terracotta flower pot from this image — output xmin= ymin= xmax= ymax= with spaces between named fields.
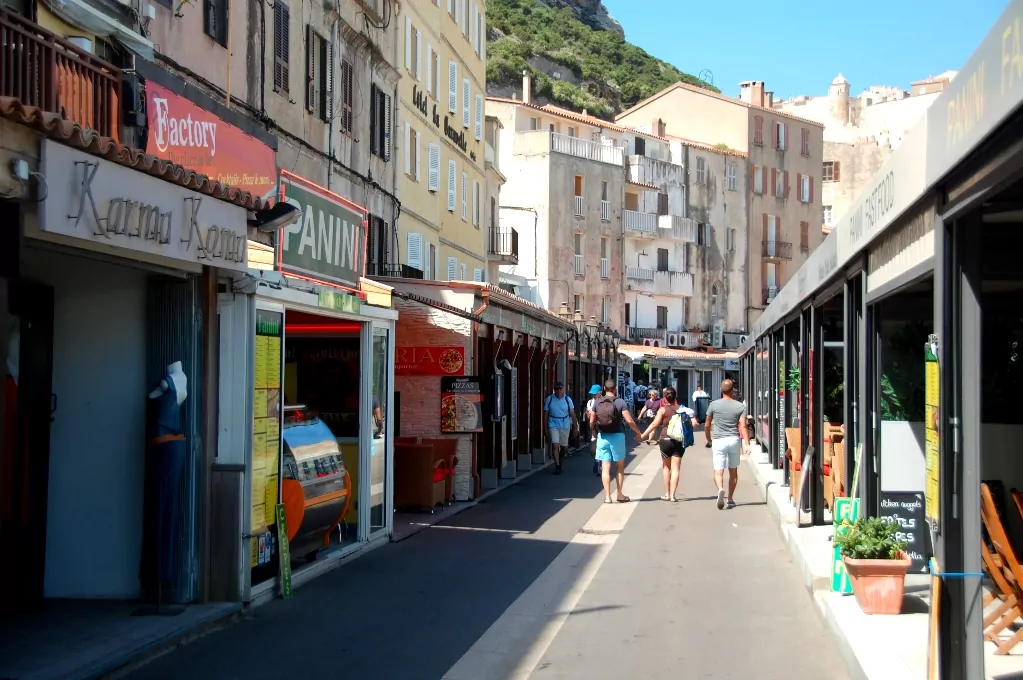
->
xmin=843 ymin=552 xmax=912 ymax=615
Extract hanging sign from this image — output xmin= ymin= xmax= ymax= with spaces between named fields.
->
xmin=924 ymin=338 xmax=941 ymax=532
xmin=441 ymin=376 xmax=483 ymax=433
xmin=509 ymin=367 xmax=519 ymax=441
xmin=278 ymin=171 xmax=367 ymax=291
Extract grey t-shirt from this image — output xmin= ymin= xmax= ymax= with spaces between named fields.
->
xmin=706 ymin=398 xmax=747 ymax=439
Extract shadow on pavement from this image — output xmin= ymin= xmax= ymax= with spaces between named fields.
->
xmin=123 ymin=443 xmax=650 ymax=680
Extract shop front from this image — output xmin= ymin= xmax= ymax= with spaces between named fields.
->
xmin=380 ymin=280 xmax=573 ymax=508
xmin=737 ymin=3 xmax=1023 ymax=675
xmin=1 ymin=137 xmax=249 ymax=608
xmin=236 ymin=172 xmax=396 ymax=603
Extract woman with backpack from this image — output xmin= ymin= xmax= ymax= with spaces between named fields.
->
xmin=640 ymin=387 xmax=699 ymax=502
xmin=589 ymin=380 xmax=645 ymax=504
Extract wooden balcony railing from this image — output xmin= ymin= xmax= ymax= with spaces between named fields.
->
xmin=0 ymin=10 xmax=122 ymax=139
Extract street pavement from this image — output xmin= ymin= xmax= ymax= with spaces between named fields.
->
xmin=123 ymin=438 xmax=848 ymax=680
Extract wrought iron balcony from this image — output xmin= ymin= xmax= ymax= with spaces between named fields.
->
xmin=627 ymin=327 xmax=667 ymax=342
xmin=488 ymin=227 xmax=519 ymax=264
xmin=761 ymin=240 xmax=793 ymax=260
xmin=0 ymin=10 xmax=122 ymax=139
xmin=763 ymin=285 xmax=779 ymax=305
xmin=368 ymin=263 xmax=424 ymax=279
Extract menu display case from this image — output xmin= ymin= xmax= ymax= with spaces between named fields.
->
xmin=280 ymin=406 xmax=352 ymax=555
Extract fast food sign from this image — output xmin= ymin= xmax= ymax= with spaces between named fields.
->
xmin=441 ymin=376 xmax=483 ymax=433
xmin=395 ymin=346 xmax=465 ymax=376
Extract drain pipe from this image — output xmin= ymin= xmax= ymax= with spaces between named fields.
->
xmin=470 ymin=289 xmax=490 ymax=497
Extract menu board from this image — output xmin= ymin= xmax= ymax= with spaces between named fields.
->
xmin=509 ymin=367 xmax=518 ymax=441
xmin=879 ymin=491 xmax=929 ymax=573
xmin=924 ymin=341 xmax=940 ymax=532
xmin=441 ymin=376 xmax=483 ymax=433
xmin=252 ymin=309 xmax=283 ymax=569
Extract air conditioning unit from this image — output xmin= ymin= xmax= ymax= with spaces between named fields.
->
xmin=643 ymin=338 xmax=652 ymax=346
xmin=738 ymin=335 xmax=749 ymax=345
xmin=712 ymin=321 xmax=724 ymax=348
xmin=644 ymin=339 xmax=662 ymax=348
xmin=666 ymin=332 xmax=681 ymax=347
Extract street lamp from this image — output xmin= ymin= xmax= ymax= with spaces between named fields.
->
xmin=557 ymin=301 xmax=571 ymax=323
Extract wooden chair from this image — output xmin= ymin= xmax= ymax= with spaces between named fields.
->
xmin=982 ymin=543 xmax=1019 ymax=638
xmin=980 ymin=483 xmax=1023 ymax=654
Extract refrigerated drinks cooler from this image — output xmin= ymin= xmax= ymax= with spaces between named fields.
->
xmin=280 ymin=405 xmax=352 ymax=558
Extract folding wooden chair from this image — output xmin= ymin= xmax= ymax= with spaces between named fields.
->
xmin=982 ymin=542 xmax=1019 ymax=638
xmin=980 ymin=483 xmax=1023 ymax=654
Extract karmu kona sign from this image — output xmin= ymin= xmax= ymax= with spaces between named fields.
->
xmin=146 ymin=82 xmax=277 ymax=201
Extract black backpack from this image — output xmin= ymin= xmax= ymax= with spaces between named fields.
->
xmin=594 ymin=396 xmax=623 ymax=433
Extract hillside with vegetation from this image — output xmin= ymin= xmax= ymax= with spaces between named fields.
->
xmin=486 ymin=0 xmax=718 ymax=119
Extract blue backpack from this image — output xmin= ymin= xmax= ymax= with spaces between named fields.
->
xmin=667 ymin=409 xmax=696 ymax=447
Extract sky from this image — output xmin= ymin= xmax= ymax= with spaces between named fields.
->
xmin=601 ymin=0 xmax=1008 ymax=100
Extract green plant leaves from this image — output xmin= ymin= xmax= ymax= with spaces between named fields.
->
xmin=833 ymin=516 xmax=907 ymax=560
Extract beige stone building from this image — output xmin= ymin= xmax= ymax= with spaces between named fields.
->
xmin=773 ymin=72 xmax=953 ymax=234
xmin=483 ymin=115 xmax=510 ymax=283
xmin=617 ymin=80 xmax=825 ymax=328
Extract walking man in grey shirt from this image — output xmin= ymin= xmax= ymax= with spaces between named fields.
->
xmin=704 ymin=379 xmax=750 ymax=510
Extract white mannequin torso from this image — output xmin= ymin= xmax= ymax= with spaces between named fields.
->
xmin=149 ymin=361 xmax=187 ymax=405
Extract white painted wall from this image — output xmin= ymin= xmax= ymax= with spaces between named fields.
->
xmin=25 ymin=248 xmax=148 ymax=599
xmin=627 ymin=292 xmax=685 ymax=330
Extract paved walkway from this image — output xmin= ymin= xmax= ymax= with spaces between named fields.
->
xmin=124 ymin=440 xmax=848 ymax=680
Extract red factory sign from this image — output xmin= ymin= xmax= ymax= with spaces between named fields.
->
xmin=146 ymin=82 xmax=277 ymax=202
xmin=395 ymin=346 xmax=465 ymax=376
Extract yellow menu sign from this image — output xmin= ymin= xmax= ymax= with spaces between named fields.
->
xmin=252 ymin=309 xmax=284 ymax=569
xmin=924 ymin=343 xmax=940 ymax=529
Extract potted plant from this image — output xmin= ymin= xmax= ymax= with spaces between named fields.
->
xmin=834 ymin=516 xmax=911 ymax=614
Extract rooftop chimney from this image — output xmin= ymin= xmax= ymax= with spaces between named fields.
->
xmin=582 ymin=108 xmax=588 ymax=116
xmin=765 ymin=91 xmax=774 ymax=108
xmin=738 ymin=80 xmax=765 ymax=107
xmin=654 ymin=117 xmax=666 ymax=136
xmin=522 ymin=70 xmax=532 ymax=105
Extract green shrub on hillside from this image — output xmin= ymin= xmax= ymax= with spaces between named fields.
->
xmin=486 ymin=0 xmax=717 ymax=116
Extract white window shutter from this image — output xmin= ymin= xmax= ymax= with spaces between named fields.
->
xmin=472 ymin=180 xmax=479 ymax=226
xmin=426 ymin=44 xmax=433 ymax=95
xmin=416 ymin=29 xmax=422 ymax=81
xmin=460 ymin=263 xmax=467 ymax=280
xmin=423 ymin=240 xmax=432 ymax=279
xmin=471 ymin=4 xmax=478 ymax=52
xmin=447 ymin=0 xmax=454 ymax=14
xmin=447 ymin=257 xmax=457 ymax=281
xmin=448 ymin=61 xmax=457 ymax=112
xmin=403 ymin=122 xmax=410 ymax=174
xmin=428 ymin=143 xmax=440 ymax=191
xmin=474 ymin=93 xmax=483 ymax=141
xmin=434 ymin=248 xmax=439 ymax=281
xmin=461 ymin=172 xmax=468 ymax=219
xmin=462 ymin=79 xmax=470 ymax=128
xmin=404 ymin=16 xmax=412 ymax=71
xmin=473 ymin=268 xmax=483 ymax=282
xmin=480 ymin=21 xmax=485 ymax=63
xmin=415 ymin=132 xmax=422 ymax=180
xmin=447 ymin=159 xmax=456 ymax=211
xmin=407 ymin=232 xmax=422 ymax=269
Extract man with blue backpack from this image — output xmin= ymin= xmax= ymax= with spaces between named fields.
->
xmin=544 ymin=381 xmax=578 ymax=475
xmin=640 ymin=387 xmax=698 ymax=502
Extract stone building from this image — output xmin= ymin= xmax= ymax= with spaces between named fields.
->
xmin=773 ymin=72 xmax=954 ymax=233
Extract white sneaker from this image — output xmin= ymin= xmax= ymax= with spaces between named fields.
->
xmin=716 ymin=489 xmax=726 ymax=510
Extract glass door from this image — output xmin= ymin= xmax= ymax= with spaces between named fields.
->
xmin=368 ymin=324 xmax=393 ymax=537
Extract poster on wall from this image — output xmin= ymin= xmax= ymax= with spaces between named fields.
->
xmin=924 ymin=339 xmax=940 ymax=533
xmin=395 ymin=346 xmax=465 ymax=376
xmin=441 ymin=376 xmax=483 ymax=433
xmin=251 ymin=309 xmax=284 ymax=569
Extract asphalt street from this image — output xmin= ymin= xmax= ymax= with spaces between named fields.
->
xmin=123 ymin=438 xmax=849 ymax=680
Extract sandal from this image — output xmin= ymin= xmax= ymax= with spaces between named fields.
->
xmin=660 ymin=495 xmax=671 ymax=501
xmin=616 ymin=496 xmax=631 ymax=503
xmin=603 ymin=498 xmax=613 ymax=504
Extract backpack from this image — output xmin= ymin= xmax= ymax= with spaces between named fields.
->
xmin=594 ymin=396 xmax=623 ymax=433
xmin=545 ymin=394 xmax=573 ymax=419
xmin=667 ymin=410 xmax=695 ymax=447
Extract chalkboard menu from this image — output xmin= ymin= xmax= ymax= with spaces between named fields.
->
xmin=879 ymin=491 xmax=929 ymax=573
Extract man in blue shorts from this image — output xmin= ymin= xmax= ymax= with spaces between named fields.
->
xmin=589 ymin=380 xmax=644 ymax=503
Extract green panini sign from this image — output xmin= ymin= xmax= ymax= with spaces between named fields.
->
xmin=278 ymin=172 xmax=366 ymax=290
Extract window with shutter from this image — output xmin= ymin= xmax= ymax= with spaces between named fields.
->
xmin=404 ymin=15 xmax=412 ymax=72
xmin=424 ymin=241 xmax=433 ymax=279
xmin=414 ymin=129 xmax=421 ymax=181
xmin=428 ymin=143 xmax=440 ymax=191
xmin=461 ymin=172 xmax=468 ymax=220
xmin=370 ymin=84 xmax=379 ymax=156
xmin=833 ymin=161 xmax=841 ymax=181
xmin=447 ymin=159 xmax=456 ymax=211
xmin=319 ymin=40 xmax=332 ymax=122
xmin=800 ymin=221 xmax=809 ymax=251
xmin=403 ymin=122 xmax=411 ymax=175
xmin=204 ymin=0 xmax=228 ymax=46
xmin=448 ymin=61 xmax=457 ymax=112
xmin=415 ymin=28 xmax=422 ymax=81
xmin=426 ymin=44 xmax=433 ymax=97
xmin=460 ymin=263 xmax=467 ymax=281
xmin=273 ymin=1 xmax=290 ymax=93
xmin=657 ymin=193 xmax=668 ymax=216
xmin=383 ymin=92 xmax=392 ymax=161
xmin=462 ymin=79 xmax=470 ymax=128
xmin=447 ymin=257 xmax=457 ymax=281
xmin=473 ymin=268 xmax=483 ymax=282
xmin=472 ymin=180 xmax=479 ymax=227
xmin=340 ymin=59 xmax=354 ymax=134
xmin=305 ymin=26 xmax=319 ymax=114
xmin=407 ymin=232 xmax=423 ymax=270
xmin=474 ymin=94 xmax=483 ymax=141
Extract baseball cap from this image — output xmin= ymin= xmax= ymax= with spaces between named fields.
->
xmin=588 ymin=384 xmax=601 ymax=395
xmin=554 ymin=381 xmax=564 ymax=389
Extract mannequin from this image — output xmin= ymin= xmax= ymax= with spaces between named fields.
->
xmin=137 ymin=360 xmax=188 ymax=616
xmin=148 ymin=360 xmax=187 ymax=404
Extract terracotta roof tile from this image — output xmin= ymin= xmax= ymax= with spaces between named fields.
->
xmin=663 ymin=134 xmax=748 ymax=158
xmin=0 ymin=96 xmax=269 ymax=211
xmin=486 ymin=96 xmax=668 ymax=141
xmin=619 ymin=342 xmax=738 ymax=360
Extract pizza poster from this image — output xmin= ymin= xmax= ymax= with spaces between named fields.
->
xmin=396 ymin=346 xmax=466 ymax=376
xmin=441 ymin=376 xmax=483 ymax=433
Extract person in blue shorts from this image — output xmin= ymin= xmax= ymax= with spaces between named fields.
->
xmin=589 ymin=379 xmax=644 ymax=504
